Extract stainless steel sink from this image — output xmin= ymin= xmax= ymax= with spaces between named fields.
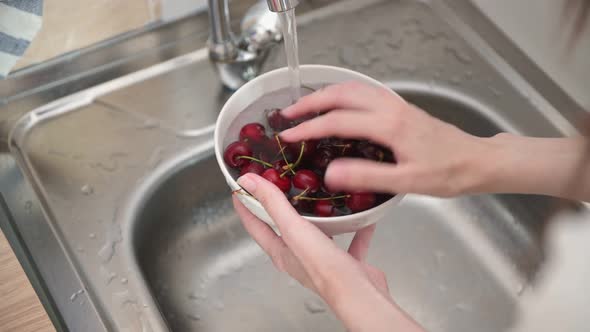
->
xmin=0 ymin=0 xmax=586 ymax=331
xmin=129 ymin=87 xmax=552 ymax=332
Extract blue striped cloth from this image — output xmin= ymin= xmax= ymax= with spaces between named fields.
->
xmin=0 ymin=0 xmax=43 ymax=78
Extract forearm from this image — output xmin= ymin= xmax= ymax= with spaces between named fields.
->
xmin=467 ymin=133 xmax=590 ymax=201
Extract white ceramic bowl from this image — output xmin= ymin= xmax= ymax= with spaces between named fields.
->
xmin=214 ymin=65 xmax=405 ymax=235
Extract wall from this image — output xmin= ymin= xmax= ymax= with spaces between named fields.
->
xmin=473 ymin=0 xmax=590 ymax=108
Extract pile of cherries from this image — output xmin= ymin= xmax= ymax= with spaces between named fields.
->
xmin=223 ymin=108 xmax=395 ymax=217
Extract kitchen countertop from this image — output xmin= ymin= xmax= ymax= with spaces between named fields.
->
xmin=0 ymin=230 xmax=54 ymax=332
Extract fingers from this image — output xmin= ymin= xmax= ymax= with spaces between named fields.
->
xmin=232 ymin=196 xmax=289 ymax=271
xmin=281 ymin=81 xmax=382 ymax=119
xmin=236 ymin=174 xmax=340 ymax=259
xmin=280 ymin=110 xmax=392 ymax=147
xmin=324 ymin=158 xmax=412 ymax=194
xmin=348 ymin=224 xmax=377 ymax=261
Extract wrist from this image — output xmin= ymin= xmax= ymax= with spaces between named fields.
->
xmin=453 ymin=133 xmax=507 ymax=195
xmin=462 ymin=133 xmax=588 ymax=198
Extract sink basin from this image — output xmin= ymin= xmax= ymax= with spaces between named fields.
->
xmin=2 ymin=0 xmax=584 ymax=331
xmin=131 ymin=83 xmax=552 ymax=331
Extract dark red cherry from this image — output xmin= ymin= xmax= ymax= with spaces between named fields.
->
xmin=327 ymin=138 xmax=355 ymax=156
xmin=261 ymin=169 xmax=291 ymax=193
xmin=293 ymin=170 xmax=321 ymax=193
xmin=239 ymin=123 xmax=267 ymax=144
xmin=224 ymin=141 xmax=253 ymax=168
xmin=312 ymin=147 xmax=336 ymax=170
xmin=240 ymin=162 xmax=265 ymax=176
xmin=289 ymin=140 xmax=317 ymax=161
xmin=290 ymin=197 xmax=313 ymax=214
xmin=266 ymin=108 xmax=291 ymax=131
xmin=355 ymin=141 xmax=387 ymax=161
xmin=314 ymin=200 xmax=335 ymax=217
xmin=272 ymin=160 xmax=289 ymax=172
xmin=345 ymin=192 xmax=377 ymax=213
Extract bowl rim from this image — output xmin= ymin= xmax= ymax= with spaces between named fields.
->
xmin=214 ymin=64 xmax=405 ymax=224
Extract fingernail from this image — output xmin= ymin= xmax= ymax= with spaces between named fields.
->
xmin=237 ymin=175 xmax=257 ymax=192
xmin=279 ymin=128 xmax=293 ymax=139
xmin=281 ymin=105 xmax=294 ymax=116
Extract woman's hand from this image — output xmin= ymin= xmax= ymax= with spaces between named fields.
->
xmin=280 ymin=81 xmax=590 ymax=201
xmin=234 ymin=173 xmax=424 ymax=332
xmin=280 ymin=81 xmax=493 ymax=197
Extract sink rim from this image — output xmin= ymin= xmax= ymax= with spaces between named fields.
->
xmin=121 ymin=139 xmax=216 ymax=331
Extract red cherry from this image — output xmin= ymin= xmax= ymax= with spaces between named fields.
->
xmin=261 ymin=169 xmax=291 ymax=193
xmin=266 ymin=108 xmax=291 ymax=131
xmin=288 ymin=140 xmax=317 ymax=161
xmin=224 ymin=141 xmax=253 ymax=168
xmin=355 ymin=141 xmax=387 ymax=161
xmin=293 ymin=170 xmax=320 ymax=193
xmin=272 ymin=160 xmax=289 ymax=172
xmin=345 ymin=192 xmax=376 ymax=212
xmin=314 ymin=200 xmax=335 ymax=217
xmin=290 ymin=197 xmax=313 ymax=214
xmin=239 ymin=123 xmax=267 ymax=144
xmin=312 ymin=147 xmax=336 ymax=170
xmin=240 ymin=162 xmax=265 ymax=176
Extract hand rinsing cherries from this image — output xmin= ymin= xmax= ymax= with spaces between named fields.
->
xmin=224 ymin=108 xmax=395 ymax=217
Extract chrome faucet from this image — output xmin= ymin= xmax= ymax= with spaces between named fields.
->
xmin=207 ymin=0 xmax=300 ymax=90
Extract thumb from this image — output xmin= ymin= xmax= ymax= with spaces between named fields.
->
xmin=324 ymin=158 xmax=411 ymax=194
xmin=236 ymin=174 xmax=337 ymax=257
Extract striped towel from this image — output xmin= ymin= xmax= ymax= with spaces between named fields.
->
xmin=0 ymin=0 xmax=43 ymax=78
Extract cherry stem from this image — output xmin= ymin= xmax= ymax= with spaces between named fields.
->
xmin=280 ymin=141 xmax=305 ymax=177
xmin=334 ymin=144 xmax=352 ymax=154
xmin=292 ymin=187 xmax=310 ymax=200
xmin=275 ymin=135 xmax=296 ymax=176
xmin=236 ymin=155 xmax=272 ymax=167
xmin=294 ymin=194 xmax=351 ymax=201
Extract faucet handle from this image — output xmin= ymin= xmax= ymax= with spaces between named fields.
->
xmin=266 ymin=0 xmax=299 ymax=12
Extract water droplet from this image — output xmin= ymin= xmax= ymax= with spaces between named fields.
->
xmin=444 ymin=46 xmax=473 ymax=65
xmin=304 ymin=298 xmax=326 ymax=314
xmin=101 ymin=266 xmax=117 ymax=285
xmin=81 ymin=184 xmax=94 ymax=195
xmin=147 ymin=147 xmax=165 ymax=171
xmin=455 ymin=302 xmax=473 ymax=312
xmin=516 ymin=283 xmax=525 ymax=296
xmin=48 ymin=149 xmax=68 ymax=158
xmin=287 ymin=279 xmax=297 ymax=288
xmin=98 ymin=224 xmax=122 ymax=263
xmin=187 ymin=313 xmax=201 ymax=321
xmin=89 ymin=160 xmax=118 ymax=172
xmin=121 ymin=278 xmax=128 ymax=285
xmin=115 ymin=290 xmax=137 ymax=307
xmin=24 ymin=201 xmax=33 ymax=214
xmin=136 ymin=119 xmax=159 ymax=130
xmin=76 ymin=246 xmax=85 ymax=253
xmin=391 ymin=38 xmax=405 ymax=49
xmin=488 ymin=86 xmax=503 ymax=97
xmin=464 ymin=71 xmax=474 ymax=80
xmin=143 ymin=304 xmax=149 ymax=308
xmin=434 ymin=250 xmax=446 ymax=264
xmin=450 ymin=76 xmax=461 ymax=85
xmin=70 ymin=289 xmax=85 ymax=302
xmin=188 ymin=292 xmax=207 ymax=301
xmin=213 ymin=300 xmax=225 ymax=311
xmin=89 ymin=233 xmax=96 ymax=239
